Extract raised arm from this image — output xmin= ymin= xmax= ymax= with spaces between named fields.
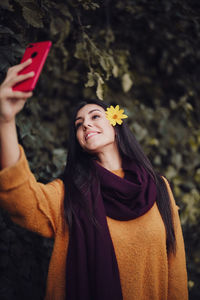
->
xmin=0 ymin=61 xmax=65 ymax=238
xmin=0 ymin=59 xmax=34 ymax=169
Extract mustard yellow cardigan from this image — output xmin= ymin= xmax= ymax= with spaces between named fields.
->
xmin=0 ymin=146 xmax=188 ymax=300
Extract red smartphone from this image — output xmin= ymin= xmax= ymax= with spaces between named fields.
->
xmin=13 ymin=41 xmax=52 ymax=92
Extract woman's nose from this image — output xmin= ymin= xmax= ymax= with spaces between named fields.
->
xmin=83 ymin=121 xmax=92 ymax=130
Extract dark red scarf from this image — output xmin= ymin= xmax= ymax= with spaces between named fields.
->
xmin=66 ymin=158 xmax=157 ymax=299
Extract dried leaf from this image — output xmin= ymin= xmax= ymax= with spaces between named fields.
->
xmin=122 ymin=73 xmax=133 ymax=92
xmin=112 ymin=64 xmax=119 ymax=77
xmin=96 ymin=76 xmax=104 ymax=100
xmin=85 ymin=72 xmax=95 ymax=87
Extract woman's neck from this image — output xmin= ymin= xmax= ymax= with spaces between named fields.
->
xmin=96 ymin=144 xmax=122 ymax=171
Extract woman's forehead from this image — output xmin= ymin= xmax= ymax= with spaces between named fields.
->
xmin=76 ymin=104 xmax=105 ymax=118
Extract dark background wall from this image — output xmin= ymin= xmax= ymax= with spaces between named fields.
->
xmin=0 ymin=0 xmax=200 ymax=299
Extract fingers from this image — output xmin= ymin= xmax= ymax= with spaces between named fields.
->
xmin=16 ymin=58 xmax=33 ymax=72
xmin=11 ymin=90 xmax=33 ymax=99
xmin=10 ymin=71 xmax=35 ymax=86
xmin=4 ymin=59 xmax=33 ymax=87
xmin=1 ymin=87 xmax=33 ymax=99
xmin=8 ymin=58 xmax=32 ymax=75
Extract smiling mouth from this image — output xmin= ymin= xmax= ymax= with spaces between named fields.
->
xmin=85 ymin=132 xmax=99 ymax=140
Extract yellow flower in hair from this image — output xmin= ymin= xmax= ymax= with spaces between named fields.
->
xmin=105 ymin=105 xmax=128 ymax=126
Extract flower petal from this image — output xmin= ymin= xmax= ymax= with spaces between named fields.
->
xmin=115 ymin=105 xmax=119 ymax=111
xmin=105 ymin=104 xmax=128 ymax=126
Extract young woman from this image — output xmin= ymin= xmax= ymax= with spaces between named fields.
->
xmin=0 ymin=60 xmax=188 ymax=300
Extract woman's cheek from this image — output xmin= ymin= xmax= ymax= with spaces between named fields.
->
xmin=76 ymin=132 xmax=82 ymax=147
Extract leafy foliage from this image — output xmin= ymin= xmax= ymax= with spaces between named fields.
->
xmin=0 ymin=0 xmax=200 ymax=298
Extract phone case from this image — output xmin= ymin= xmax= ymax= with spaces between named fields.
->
xmin=13 ymin=41 xmax=52 ymax=92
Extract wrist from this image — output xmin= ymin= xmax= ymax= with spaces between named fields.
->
xmin=0 ymin=117 xmax=15 ymax=127
xmin=0 ymin=119 xmax=16 ymax=137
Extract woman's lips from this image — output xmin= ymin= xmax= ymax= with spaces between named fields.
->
xmin=85 ymin=132 xmax=99 ymax=140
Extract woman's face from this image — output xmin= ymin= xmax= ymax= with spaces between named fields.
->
xmin=75 ymin=104 xmax=116 ymax=154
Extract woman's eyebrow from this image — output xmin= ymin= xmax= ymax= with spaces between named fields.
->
xmin=75 ymin=109 xmax=102 ymax=122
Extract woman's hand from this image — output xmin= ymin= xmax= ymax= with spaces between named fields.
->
xmin=0 ymin=59 xmax=34 ymax=124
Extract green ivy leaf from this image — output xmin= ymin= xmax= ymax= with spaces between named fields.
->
xmin=22 ymin=5 xmax=44 ymax=28
xmin=74 ymin=42 xmax=86 ymax=60
xmin=0 ymin=0 xmax=13 ymax=11
xmin=50 ymin=18 xmax=70 ymax=37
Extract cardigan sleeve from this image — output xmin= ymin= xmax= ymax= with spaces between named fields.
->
xmin=0 ymin=145 xmax=64 ymax=238
xmin=162 ymin=177 xmax=188 ymax=300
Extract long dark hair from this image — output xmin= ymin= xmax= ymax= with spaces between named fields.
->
xmin=62 ymin=98 xmax=176 ymax=254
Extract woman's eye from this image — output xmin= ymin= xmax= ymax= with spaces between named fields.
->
xmin=92 ymin=114 xmax=100 ymax=120
xmin=75 ymin=122 xmax=82 ymax=129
